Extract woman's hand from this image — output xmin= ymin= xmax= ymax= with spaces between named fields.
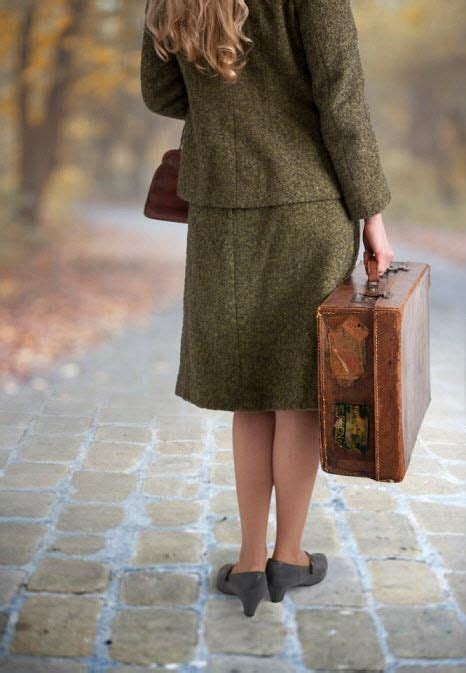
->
xmin=362 ymin=213 xmax=395 ymax=277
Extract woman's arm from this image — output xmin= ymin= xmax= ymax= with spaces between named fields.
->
xmin=140 ymin=6 xmax=188 ymax=119
xmin=296 ymin=0 xmax=391 ymax=221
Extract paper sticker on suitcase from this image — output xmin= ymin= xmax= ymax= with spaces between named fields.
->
xmin=333 ymin=403 xmax=370 ymax=455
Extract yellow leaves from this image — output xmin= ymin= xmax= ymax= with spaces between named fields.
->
xmin=74 ymin=69 xmax=126 ymax=100
xmin=0 ymin=279 xmax=19 ymax=299
xmin=92 ymin=45 xmax=115 ymax=66
xmin=399 ymin=3 xmax=425 ymax=27
xmin=0 ymin=10 xmax=19 ymax=57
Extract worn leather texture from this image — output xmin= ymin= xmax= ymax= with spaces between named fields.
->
xmin=144 ymin=149 xmax=189 ymax=223
xmin=316 ymin=260 xmax=431 ymax=482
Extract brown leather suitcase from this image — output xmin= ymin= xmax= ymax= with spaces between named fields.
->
xmin=316 ymin=258 xmax=431 ymax=482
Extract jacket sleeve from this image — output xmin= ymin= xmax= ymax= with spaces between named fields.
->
xmin=140 ymin=7 xmax=188 ymax=120
xmin=296 ymin=0 xmax=391 ymax=220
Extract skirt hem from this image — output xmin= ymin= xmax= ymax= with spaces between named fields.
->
xmin=174 ymin=387 xmax=319 ymax=413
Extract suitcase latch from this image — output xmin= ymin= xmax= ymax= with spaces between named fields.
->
xmin=387 ymin=261 xmax=410 ymax=272
xmin=351 ymin=260 xmax=410 ymax=302
xmin=352 ymin=290 xmax=392 ymax=302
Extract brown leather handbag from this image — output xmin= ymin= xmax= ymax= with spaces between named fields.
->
xmin=143 ymin=124 xmax=189 ymax=223
xmin=317 ymin=256 xmax=431 ymax=483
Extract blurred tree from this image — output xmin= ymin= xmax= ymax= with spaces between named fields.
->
xmin=16 ymin=0 xmax=88 ymax=227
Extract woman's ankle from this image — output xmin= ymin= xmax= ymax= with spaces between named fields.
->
xmin=232 ymin=545 xmax=268 ymax=572
xmin=271 ymin=547 xmax=309 ymax=566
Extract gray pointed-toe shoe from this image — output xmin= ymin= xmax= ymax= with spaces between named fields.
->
xmin=216 ymin=563 xmax=268 ymax=617
xmin=265 ymin=551 xmax=328 ymax=602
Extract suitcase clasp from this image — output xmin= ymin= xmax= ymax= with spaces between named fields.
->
xmin=387 ymin=261 xmax=411 ymax=272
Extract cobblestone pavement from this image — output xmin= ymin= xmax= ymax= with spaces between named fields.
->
xmin=0 ymin=230 xmax=465 ymax=673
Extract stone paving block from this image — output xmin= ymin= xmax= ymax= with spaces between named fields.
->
xmin=367 ymin=559 xmax=444 ymax=604
xmin=84 ymin=441 xmax=145 ymax=472
xmin=0 ymin=462 xmax=68 ymax=488
xmin=120 ymin=570 xmax=198 ymax=605
xmin=147 ymin=500 xmax=201 ymax=526
xmin=211 ymin=490 xmax=239 ymax=517
xmin=48 ymin=533 xmax=106 ymax=555
xmin=213 ymin=449 xmax=233 ymax=463
xmin=205 ymin=657 xmax=295 ymax=673
xmin=97 ymin=406 xmax=155 ymax=423
xmin=213 ymin=518 xmax=276 ymax=546
xmin=214 ymin=427 xmax=233 ymax=449
xmin=0 ymin=490 xmax=55 ymax=518
xmin=293 ymin=556 xmax=366 ymax=607
xmin=394 ymin=474 xmax=463 ymax=496
xmin=446 ymin=572 xmax=466 ymax=612
xmin=94 ymin=424 xmax=152 ymax=443
xmin=153 ymin=398 xmax=203 ymax=416
xmin=19 ymin=435 xmax=82 ymax=462
xmin=427 ymin=534 xmax=466 ymax=571
xmin=71 ymin=471 xmax=137 ymax=502
xmin=132 ymin=530 xmax=203 ymax=565
xmin=210 ymin=462 xmax=235 ymax=486
xmin=428 ymin=444 xmax=466 ymax=461
xmin=27 ymin=558 xmax=110 ymax=593
xmin=0 ymin=569 xmax=26 ymax=603
xmin=296 ymin=608 xmax=385 ymax=670
xmin=105 ymin=392 xmax=151 ymax=407
xmin=11 ymin=595 xmax=101 ymax=657
xmin=396 ymin=667 xmax=466 ymax=673
xmin=204 ymin=599 xmax=286 ymax=655
xmin=148 ymin=454 xmax=201 ymax=476
xmin=410 ymin=503 xmax=466 ymax=534
xmin=43 ymin=398 xmax=97 ymax=416
xmin=0 ymin=411 xmax=35 ymax=427
xmin=0 ymin=450 xmax=9 ymax=468
xmin=106 ymin=667 xmax=173 ymax=673
xmin=34 ymin=415 xmax=92 ymax=435
xmin=302 ymin=508 xmax=343 ymax=555
xmin=143 ymin=476 xmax=200 ymax=498
xmin=0 ymin=427 xmax=25 ymax=449
xmin=421 ymin=427 xmax=466 ymax=446
xmin=444 ymin=462 xmax=466 ymax=481
xmin=57 ymin=503 xmax=124 ymax=533
xmin=347 ymin=511 xmax=421 ymax=557
xmin=341 ymin=485 xmax=395 ymax=511
xmin=156 ymin=439 xmax=203 ymax=455
xmin=109 ymin=606 xmax=198 ymax=665
xmin=156 ymin=416 xmax=205 ymax=441
xmin=378 ymin=606 xmax=466 ymax=658
xmin=0 ymin=659 xmax=87 ymax=673
xmin=0 ymin=523 xmax=46 ymax=565
xmin=407 ymin=453 xmax=445 ymax=474
xmin=311 ymin=477 xmax=332 ymax=503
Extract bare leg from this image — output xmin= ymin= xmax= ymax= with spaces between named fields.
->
xmin=230 ymin=410 xmax=275 ymax=573
xmin=272 ymin=409 xmax=320 ymax=565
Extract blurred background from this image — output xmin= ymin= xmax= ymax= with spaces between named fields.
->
xmin=1 ymin=0 xmax=465 ymax=388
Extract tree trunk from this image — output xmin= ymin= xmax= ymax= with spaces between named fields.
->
xmin=16 ymin=0 xmax=88 ymax=227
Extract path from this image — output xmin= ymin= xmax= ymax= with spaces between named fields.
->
xmin=0 ymin=208 xmax=465 ymax=672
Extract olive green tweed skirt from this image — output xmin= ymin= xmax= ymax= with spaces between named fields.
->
xmin=175 ymin=198 xmax=360 ymax=411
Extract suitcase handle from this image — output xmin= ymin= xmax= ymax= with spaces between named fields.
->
xmin=366 ymin=257 xmax=379 ymax=286
xmin=366 ymin=258 xmax=411 ymax=286
xmin=355 ymin=258 xmax=411 ymax=301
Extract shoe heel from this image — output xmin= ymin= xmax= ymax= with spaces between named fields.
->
xmin=269 ymin=585 xmax=286 ymax=603
xmin=237 ymin=579 xmax=267 ymax=617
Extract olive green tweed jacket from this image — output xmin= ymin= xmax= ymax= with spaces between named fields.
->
xmin=140 ymin=0 xmax=391 ymax=221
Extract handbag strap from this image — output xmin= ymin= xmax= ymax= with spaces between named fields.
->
xmin=179 ymin=123 xmax=186 ymax=150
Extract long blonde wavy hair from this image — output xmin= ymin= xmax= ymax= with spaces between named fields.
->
xmin=145 ymin=0 xmax=254 ymax=83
